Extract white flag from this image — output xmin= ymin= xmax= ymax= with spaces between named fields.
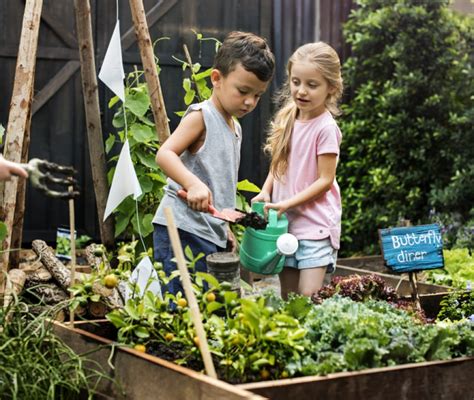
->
xmin=98 ymin=20 xmax=125 ymax=102
xmin=104 ymin=139 xmax=142 ymax=221
xmin=124 ymin=256 xmax=163 ymax=301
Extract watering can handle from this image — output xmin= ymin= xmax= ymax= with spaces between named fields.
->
xmin=268 ymin=209 xmax=278 ymax=227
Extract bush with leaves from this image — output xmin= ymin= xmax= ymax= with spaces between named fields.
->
xmin=338 ymin=0 xmax=474 ymax=255
xmin=0 ymin=298 xmax=107 ymax=399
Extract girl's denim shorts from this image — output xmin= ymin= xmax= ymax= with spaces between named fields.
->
xmin=284 ymin=238 xmax=337 ymax=273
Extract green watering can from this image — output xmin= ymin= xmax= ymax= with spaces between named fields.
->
xmin=239 ymin=202 xmax=298 ymax=275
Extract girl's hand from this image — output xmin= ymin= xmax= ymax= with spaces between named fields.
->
xmin=251 ymin=191 xmax=271 ymax=204
xmin=186 ymin=182 xmax=212 ymax=212
xmin=227 ymin=227 xmax=238 ymax=253
xmin=264 ymin=200 xmax=291 ymax=218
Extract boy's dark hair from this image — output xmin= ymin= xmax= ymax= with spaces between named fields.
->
xmin=213 ymin=31 xmax=275 ymax=82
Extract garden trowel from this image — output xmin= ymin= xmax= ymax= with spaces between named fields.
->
xmin=177 ymin=189 xmax=267 ymax=229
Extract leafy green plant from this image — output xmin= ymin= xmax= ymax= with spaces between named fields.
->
xmin=437 ymin=290 xmax=474 ymax=322
xmin=421 ymin=248 xmax=474 ymax=288
xmin=106 ymin=70 xmax=168 ymax=242
xmin=338 ymin=0 xmax=474 ymax=255
xmin=0 ymin=297 xmax=106 ymax=399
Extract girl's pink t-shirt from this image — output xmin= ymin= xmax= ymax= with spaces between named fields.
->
xmin=272 ymin=110 xmax=342 ymax=249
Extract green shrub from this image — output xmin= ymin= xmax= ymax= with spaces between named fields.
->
xmin=339 ymin=0 xmax=474 ymax=255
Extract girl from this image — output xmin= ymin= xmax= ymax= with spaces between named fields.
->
xmin=252 ymin=42 xmax=343 ymax=299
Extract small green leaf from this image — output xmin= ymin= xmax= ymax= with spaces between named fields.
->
xmin=183 ymin=78 xmax=192 ymax=91
xmin=126 ymin=90 xmax=150 ymax=117
xmin=108 ymin=95 xmax=120 ymax=109
xmin=192 ymin=63 xmax=201 ymax=74
xmin=196 ymin=272 xmax=220 ymax=288
xmin=184 ymin=89 xmax=196 ymax=105
xmin=106 ymin=311 xmax=127 ymax=328
xmin=115 ymin=213 xmax=131 ymax=237
xmin=112 ymin=110 xmax=125 ymax=128
xmin=90 ymin=294 xmax=101 ymax=302
xmin=105 ymin=134 xmax=116 ymax=154
xmin=147 ymin=172 xmax=168 ymax=184
xmin=130 ymin=124 xmax=155 ymax=143
xmin=207 ymin=301 xmax=224 ymax=313
xmin=237 ymin=179 xmax=261 ymax=193
xmin=184 ymin=245 xmax=194 ymax=262
xmin=137 ymin=151 xmax=158 ymax=170
xmin=194 ymin=68 xmax=212 ymax=81
xmin=134 ymin=326 xmax=150 ymax=339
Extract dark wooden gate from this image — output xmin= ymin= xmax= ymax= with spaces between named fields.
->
xmin=0 ymin=0 xmax=272 ymax=242
xmin=1 ymin=0 xmax=354 ymax=243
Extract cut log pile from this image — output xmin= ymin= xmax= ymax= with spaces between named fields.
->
xmin=13 ymin=240 xmax=123 ymax=319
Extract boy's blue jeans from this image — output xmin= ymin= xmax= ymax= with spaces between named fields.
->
xmin=153 ymin=224 xmax=225 ymax=295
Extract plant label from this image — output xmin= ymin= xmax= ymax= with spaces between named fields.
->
xmin=379 ymin=224 xmax=444 ymax=273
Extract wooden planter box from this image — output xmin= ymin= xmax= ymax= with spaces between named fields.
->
xmin=54 ymin=320 xmax=474 ymax=400
xmin=239 ymin=357 xmax=474 ymax=400
xmin=53 ymin=321 xmax=263 ymax=400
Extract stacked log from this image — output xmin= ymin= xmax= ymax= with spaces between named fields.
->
xmin=15 ymin=240 xmax=123 ymax=319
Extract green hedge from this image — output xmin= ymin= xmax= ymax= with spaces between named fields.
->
xmin=338 ymin=0 xmax=474 ymax=255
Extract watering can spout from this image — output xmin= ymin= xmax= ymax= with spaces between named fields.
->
xmin=259 ymin=250 xmax=283 ymax=275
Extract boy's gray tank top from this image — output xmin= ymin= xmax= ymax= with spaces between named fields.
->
xmin=152 ymin=99 xmax=241 ymax=248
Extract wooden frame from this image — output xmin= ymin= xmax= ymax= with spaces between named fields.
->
xmin=54 ymin=320 xmax=474 ymax=400
xmin=53 ymin=321 xmax=264 ymax=400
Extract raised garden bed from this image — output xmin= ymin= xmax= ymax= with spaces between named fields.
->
xmin=53 ymin=320 xmax=262 ymax=400
xmin=54 ymin=320 xmax=474 ymax=400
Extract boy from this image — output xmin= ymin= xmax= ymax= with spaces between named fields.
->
xmin=153 ymin=31 xmax=275 ymax=295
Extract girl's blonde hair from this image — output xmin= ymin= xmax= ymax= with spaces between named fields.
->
xmin=264 ymin=42 xmax=343 ymax=179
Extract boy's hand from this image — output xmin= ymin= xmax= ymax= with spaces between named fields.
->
xmin=264 ymin=200 xmax=291 ymax=218
xmin=186 ymin=182 xmax=213 ymax=212
xmin=251 ymin=191 xmax=271 ymax=204
xmin=227 ymin=227 xmax=238 ymax=252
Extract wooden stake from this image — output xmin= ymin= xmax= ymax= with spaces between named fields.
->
xmin=163 ymin=207 xmax=217 ymax=379
xmin=74 ymin=0 xmax=115 ymax=246
xmin=69 ymin=186 xmax=77 ymax=325
xmin=408 ymin=272 xmax=422 ymax=312
xmin=0 ymin=0 xmax=43 ymax=293
xmin=401 ymin=219 xmax=422 ymax=311
xmin=129 ymin=0 xmax=170 ymax=144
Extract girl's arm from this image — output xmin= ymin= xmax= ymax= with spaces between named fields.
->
xmin=251 ymin=172 xmax=274 ymax=203
xmin=156 ymin=111 xmax=211 ymax=211
xmin=264 ymin=154 xmax=337 ymax=217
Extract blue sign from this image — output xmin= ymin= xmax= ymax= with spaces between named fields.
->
xmin=379 ymin=224 xmax=444 ymax=273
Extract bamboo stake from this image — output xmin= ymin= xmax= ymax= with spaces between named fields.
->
xmin=68 ymin=186 xmax=77 ymax=325
xmin=0 ymin=0 xmax=43 ymax=293
xmin=129 ymin=0 xmax=170 ymax=144
xmin=73 ymin=0 xmax=115 ymax=247
xmin=163 ymin=207 xmax=217 ymax=379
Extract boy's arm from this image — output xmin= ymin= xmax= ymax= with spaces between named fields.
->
xmin=156 ymin=111 xmax=211 ymax=211
xmin=264 ymin=154 xmax=337 ymax=217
